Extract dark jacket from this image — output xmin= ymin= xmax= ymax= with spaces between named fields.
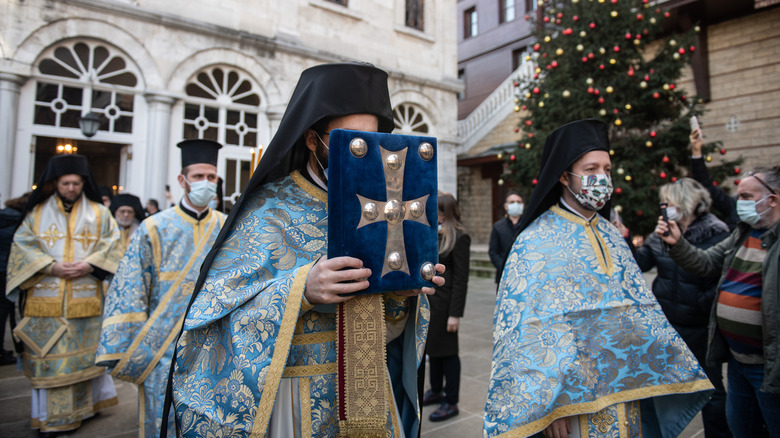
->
xmin=691 ymin=157 xmax=739 ymax=231
xmin=426 ymin=232 xmax=470 ymax=357
xmin=488 ymin=217 xmax=520 ymax=283
xmin=634 ymin=214 xmax=730 ymax=328
xmin=0 ymin=207 xmax=22 ymax=272
xmin=669 ymin=218 xmax=780 ymax=393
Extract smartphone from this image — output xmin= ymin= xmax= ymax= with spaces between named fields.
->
xmin=659 ymin=202 xmax=670 ymax=236
xmin=690 ymin=115 xmax=699 ymax=132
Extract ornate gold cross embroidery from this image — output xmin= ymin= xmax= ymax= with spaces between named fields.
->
xmin=73 ymin=228 xmax=99 ymax=251
xmin=591 ymin=408 xmax=616 ymax=433
xmin=39 ymin=224 xmax=65 ymax=247
xmin=356 ymin=146 xmax=430 ymax=277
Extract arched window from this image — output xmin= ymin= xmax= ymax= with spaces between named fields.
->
xmin=393 ymin=103 xmax=430 ymax=134
xmin=34 ymin=41 xmax=139 ymax=134
xmin=183 ymin=67 xmax=261 ymax=211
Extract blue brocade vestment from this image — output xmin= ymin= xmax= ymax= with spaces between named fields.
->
xmin=97 ymin=206 xmax=225 ymax=437
xmin=170 ymin=171 xmax=429 ymax=438
xmin=484 ymin=206 xmax=713 ymax=437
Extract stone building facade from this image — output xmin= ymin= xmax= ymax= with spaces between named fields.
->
xmin=0 ymin=0 xmax=459 ymax=209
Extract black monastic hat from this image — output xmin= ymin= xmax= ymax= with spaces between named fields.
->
xmin=517 ymin=119 xmax=611 ymax=234
xmin=177 ymin=139 xmax=222 ymax=168
xmin=110 ymin=193 xmax=146 ymax=222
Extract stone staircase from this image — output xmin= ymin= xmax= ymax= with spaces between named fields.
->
xmin=470 ymin=243 xmax=496 ymax=280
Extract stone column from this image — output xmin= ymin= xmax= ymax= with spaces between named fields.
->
xmin=0 ymin=72 xmax=27 ymax=201
xmin=144 ymin=92 xmax=177 ymax=205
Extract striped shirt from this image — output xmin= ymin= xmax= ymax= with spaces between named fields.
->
xmin=717 ymin=229 xmax=766 ymax=364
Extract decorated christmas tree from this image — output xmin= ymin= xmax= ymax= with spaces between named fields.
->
xmin=506 ymin=0 xmax=741 ymax=236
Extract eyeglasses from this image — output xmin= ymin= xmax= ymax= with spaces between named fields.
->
xmin=744 ymin=170 xmax=778 ymax=195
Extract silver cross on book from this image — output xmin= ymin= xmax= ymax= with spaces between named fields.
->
xmin=327 ymin=129 xmax=439 ymax=295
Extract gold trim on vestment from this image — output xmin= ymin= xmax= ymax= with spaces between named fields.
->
xmin=26 ymin=365 xmax=108 ymax=389
xmin=282 ymin=362 xmax=338 ymax=378
xmin=111 ymin=213 xmax=219 ymax=384
xmin=139 ymin=385 xmax=146 ymax=438
xmin=494 ymin=378 xmax=713 ymax=437
xmin=388 ymin=377 xmax=401 ymax=438
xmin=578 ymin=414 xmax=588 ymax=438
xmin=300 ymin=377 xmax=312 ymax=437
xmin=147 ymin=216 xmax=162 ymax=275
xmin=136 ymin=313 xmax=186 ymax=384
xmin=92 ymin=396 xmax=118 ymax=413
xmin=338 ymin=294 xmax=388 ymax=438
xmin=617 ymin=402 xmax=628 ymax=437
xmin=95 ymin=352 xmax=124 ymax=362
xmin=23 ymin=344 xmax=98 ymax=361
xmin=158 ymin=272 xmax=179 ymax=281
xmin=13 ymin=316 xmax=68 ymax=358
xmin=291 ymin=170 xmax=328 ymax=204
xmin=250 ymin=262 xmax=314 ymax=437
xmin=550 ymin=205 xmax=614 ymax=276
xmin=291 ymin=330 xmax=337 ymax=345
xmin=102 ymin=312 xmax=148 ymax=327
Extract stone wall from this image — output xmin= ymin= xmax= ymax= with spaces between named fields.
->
xmin=457 ymin=165 xmax=495 ymax=244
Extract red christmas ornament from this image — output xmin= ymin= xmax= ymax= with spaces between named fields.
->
xmin=533 ymin=87 xmax=540 ymax=94
xmin=650 ymin=131 xmax=657 ymax=137
xmin=678 ymin=48 xmax=686 ymax=55
xmin=551 ymin=61 xmax=559 ymax=68
xmin=532 ymin=178 xmax=538 ymax=185
xmin=650 ymin=68 xmax=655 ymax=73
xmin=533 ymin=43 xmax=541 ymax=51
xmin=521 ymin=105 xmax=527 ymax=110
xmin=528 ymin=133 xmax=534 ymax=138
xmin=656 ymin=8 xmax=661 ymax=13
xmin=669 ymin=84 xmax=676 ymax=90
xmin=734 ymin=179 xmax=740 ymax=185
xmin=556 ymin=19 xmax=561 ymax=24
xmin=513 ymin=127 xmax=519 ymax=133
xmin=615 ymin=187 xmax=623 ymax=194
xmin=544 ymin=16 xmax=550 ymax=23
xmin=720 ymin=148 xmax=727 ymax=155
xmin=557 ymin=12 xmax=563 ymax=18
xmin=587 ymin=87 xmax=594 ymax=94
xmin=636 ymin=210 xmax=644 ymax=217
xmin=613 ymin=46 xmax=620 ymax=52
xmin=588 ymin=53 xmax=595 ymax=59
xmin=525 ymin=119 xmax=533 ymax=126
xmin=613 ymin=109 xmax=619 ymax=114
xmin=713 ymin=181 xmax=719 ymax=186
xmin=735 ymin=167 xmax=741 ymax=174
xmin=611 ymin=0 xmax=617 ymax=3
xmin=594 ymin=89 xmax=600 ymax=95
xmin=664 ymin=11 xmax=671 ymax=18
xmin=582 ymin=57 xmax=589 ymax=63
xmin=598 ymin=97 xmax=605 ymax=104
xmin=653 ymin=92 xmax=660 ymax=99
xmin=681 ymin=95 xmax=687 ymax=101
xmin=625 ymin=32 xmax=632 ymax=39
xmin=534 ymin=73 xmax=539 ymax=79
xmin=546 ymin=64 xmax=552 ymax=70
xmin=662 ymin=155 xmax=670 ymax=163
xmin=600 ymin=64 xmax=606 ymax=70
xmin=660 ymin=171 xmax=667 ymax=179
xmin=525 ymin=14 xmax=530 ymax=21
xmin=636 ymin=13 xmax=643 ymax=20
xmin=510 ymin=155 xmax=516 ymax=161
xmin=542 ymin=53 xmax=548 ymax=58
xmin=644 ymin=75 xmax=650 ymax=81
xmin=589 ymin=22 xmax=596 ymax=29
xmin=671 ymin=177 xmax=678 ymax=182
xmin=573 ymin=15 xmax=579 ymax=21
xmin=690 ymin=46 xmax=696 ymax=52
xmin=628 ymin=69 xmax=635 ymax=77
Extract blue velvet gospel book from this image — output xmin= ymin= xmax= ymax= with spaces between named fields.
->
xmin=327 ymin=129 xmax=439 ymax=295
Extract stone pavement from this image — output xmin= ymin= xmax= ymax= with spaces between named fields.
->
xmin=0 ymin=271 xmax=705 ymax=437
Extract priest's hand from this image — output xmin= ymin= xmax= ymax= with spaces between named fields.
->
xmin=305 ymin=256 xmax=372 ymax=305
xmin=654 ymin=215 xmax=682 ymax=246
xmin=543 ymin=417 xmax=571 ymax=438
xmin=395 ymin=263 xmax=445 ymax=297
xmin=51 ymin=261 xmax=94 ymax=279
xmin=446 ymin=316 xmax=460 ymax=333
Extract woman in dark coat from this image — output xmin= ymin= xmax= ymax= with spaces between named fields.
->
xmin=422 ymin=192 xmax=471 ymax=422
xmin=633 ymin=177 xmax=732 ymax=438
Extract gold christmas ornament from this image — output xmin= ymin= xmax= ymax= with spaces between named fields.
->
xmin=538 ymin=101 xmax=545 ymax=107
xmin=514 ymin=98 xmax=519 ymax=103
xmin=706 ymin=155 xmax=712 ymax=162
xmin=662 ymin=84 xmax=670 ymax=90
xmin=599 ymin=47 xmax=606 ymax=54
xmin=497 ymin=153 xmax=503 ymax=159
xmin=580 ymin=31 xmax=587 ymax=37
xmin=556 ymin=48 xmax=564 ymax=55
xmin=586 ymin=78 xmax=594 ymax=84
xmin=673 ymin=53 xmax=680 ymax=60
xmin=625 ymin=175 xmax=632 ymax=182
xmin=609 ymin=149 xmax=615 ymax=156
xmin=617 ymin=167 xmax=625 ymax=175
xmin=625 ymin=104 xmax=632 ymax=110
xmin=640 ymin=81 xmax=647 ymax=88
xmin=562 ymin=90 xmax=571 ymax=98
xmin=525 ymin=143 xmax=531 ymax=149
xmin=615 ymin=119 xmax=622 ymax=126
xmin=609 ymin=58 xmax=617 ymax=64
xmin=645 ymin=141 xmax=653 ymax=147
xmin=606 ymin=86 xmax=614 ymax=93
xmin=634 ymin=39 xmax=641 ymax=46
xmin=577 ymin=44 xmax=584 ymax=51
xmin=498 ymin=178 xmax=504 ymax=186
xmin=611 ymin=11 xmax=618 ymax=17
xmin=544 ymin=93 xmax=549 ymax=98
xmin=669 ymin=39 xmax=677 ymax=46
xmin=514 ymin=105 xmax=520 ymax=112
xmin=599 ymin=109 xmax=607 ymax=116
xmin=544 ymin=36 xmax=551 ymax=42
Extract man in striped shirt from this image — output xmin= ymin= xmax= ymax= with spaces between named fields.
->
xmin=657 ymin=166 xmax=780 ymax=438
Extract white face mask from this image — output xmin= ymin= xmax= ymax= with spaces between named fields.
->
xmin=507 ymin=202 xmax=524 ymax=217
xmin=184 ymin=177 xmax=218 ymax=207
xmin=567 ymin=172 xmax=613 ymax=211
xmin=666 ymin=206 xmax=681 ymax=221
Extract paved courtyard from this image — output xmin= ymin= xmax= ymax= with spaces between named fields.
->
xmin=0 ymin=247 xmax=705 ymax=437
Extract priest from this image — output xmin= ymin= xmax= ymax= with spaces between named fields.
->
xmin=7 ymin=154 xmax=123 ymax=436
xmin=109 ymin=192 xmax=145 ymax=251
xmin=96 ymin=140 xmax=225 ymax=437
xmin=168 ymin=63 xmax=444 ymax=438
xmin=484 ymin=119 xmax=714 ymax=437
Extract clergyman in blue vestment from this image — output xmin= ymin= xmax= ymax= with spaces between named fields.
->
xmin=484 ymin=119 xmax=714 ymax=438
xmin=167 ymin=63 xmax=444 ymax=438
xmin=96 ymin=140 xmax=226 ymax=437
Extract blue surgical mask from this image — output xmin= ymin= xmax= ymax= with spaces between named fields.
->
xmin=737 ymin=195 xmax=770 ymax=226
xmin=184 ymin=177 xmax=218 ymax=207
xmin=507 ymin=202 xmax=524 ymax=217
